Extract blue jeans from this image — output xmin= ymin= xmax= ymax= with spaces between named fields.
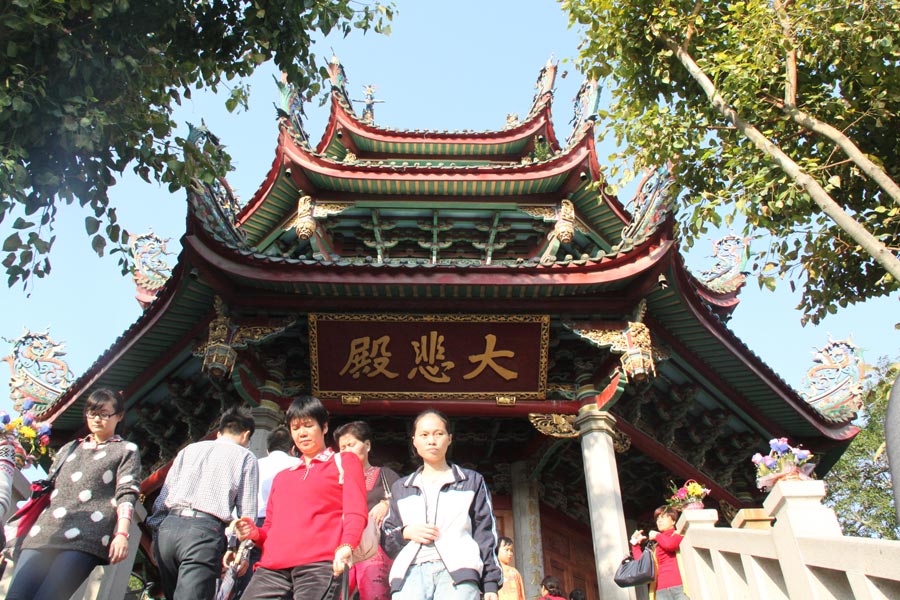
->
xmin=393 ymin=561 xmax=481 ymax=600
xmin=6 ymin=548 xmax=101 ymax=600
xmin=154 ymin=513 xmax=226 ymax=600
xmin=656 ymin=585 xmax=691 ymax=600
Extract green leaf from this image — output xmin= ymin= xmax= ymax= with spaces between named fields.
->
xmin=12 ymin=217 xmax=34 ymax=230
xmin=91 ymin=234 xmax=107 ymax=256
xmin=85 ymin=216 xmax=101 ymax=235
xmin=3 ymin=233 xmax=22 ymax=252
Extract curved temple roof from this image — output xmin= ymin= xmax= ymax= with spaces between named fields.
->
xmin=41 ymin=60 xmax=857 ymax=512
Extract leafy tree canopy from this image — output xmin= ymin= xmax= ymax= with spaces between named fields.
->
xmin=562 ymin=0 xmax=900 ymax=324
xmin=0 ymin=0 xmax=393 ymax=286
xmin=824 ymin=358 xmax=898 ymax=540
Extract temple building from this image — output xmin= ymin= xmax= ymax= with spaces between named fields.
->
xmin=34 ymin=58 xmax=859 ymax=600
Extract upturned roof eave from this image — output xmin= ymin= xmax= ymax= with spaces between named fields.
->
xmin=662 ymin=255 xmax=860 ymax=442
xmin=315 ymin=89 xmax=561 ymax=154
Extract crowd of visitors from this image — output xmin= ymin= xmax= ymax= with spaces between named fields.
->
xmin=2 ymin=391 xmax=688 ymax=600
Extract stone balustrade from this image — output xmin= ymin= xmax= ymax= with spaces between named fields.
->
xmin=678 ymin=480 xmax=900 ymax=600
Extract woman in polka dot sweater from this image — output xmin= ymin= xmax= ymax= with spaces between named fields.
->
xmin=6 ymin=388 xmax=142 ymax=600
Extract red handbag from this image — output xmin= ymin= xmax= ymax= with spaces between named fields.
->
xmin=4 ymin=442 xmax=77 ymax=559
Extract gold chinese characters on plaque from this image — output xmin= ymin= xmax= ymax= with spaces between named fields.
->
xmin=309 ymin=314 xmax=550 ymax=400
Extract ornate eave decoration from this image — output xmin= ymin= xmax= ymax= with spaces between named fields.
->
xmin=275 ymin=75 xmax=310 ymax=146
xmin=800 ymin=337 xmax=868 ymax=422
xmin=568 ymin=78 xmax=600 ymax=145
xmin=189 ymin=178 xmax=246 ymax=247
xmin=194 ymin=297 xmax=295 ymax=379
xmin=697 ymin=235 xmax=750 ymax=293
xmin=531 ymin=55 xmax=558 ymax=110
xmin=286 ymin=195 xmax=317 ymax=240
xmin=528 ymin=413 xmax=578 ymax=438
xmin=328 ymin=54 xmax=353 ymax=107
xmin=564 ymin=304 xmax=660 ymax=383
xmin=622 ymin=164 xmax=676 ymax=242
xmin=129 ymin=231 xmax=172 ymax=308
xmin=2 ymin=329 xmax=75 ymax=414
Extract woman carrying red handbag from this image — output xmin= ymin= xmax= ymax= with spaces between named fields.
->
xmin=6 ymin=388 xmax=142 ymax=600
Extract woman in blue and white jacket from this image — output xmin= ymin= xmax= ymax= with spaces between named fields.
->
xmin=382 ymin=409 xmax=502 ymax=600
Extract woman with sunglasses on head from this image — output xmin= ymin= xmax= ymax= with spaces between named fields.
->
xmin=6 ymin=388 xmax=142 ymax=600
xmin=382 ymin=409 xmax=502 ymax=600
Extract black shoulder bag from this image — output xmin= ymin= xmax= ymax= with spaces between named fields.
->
xmin=613 ymin=541 xmax=656 ymax=587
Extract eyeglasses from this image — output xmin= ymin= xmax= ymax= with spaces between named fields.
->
xmin=86 ymin=412 xmax=117 ymax=421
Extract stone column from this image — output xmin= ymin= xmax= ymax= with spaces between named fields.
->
xmin=574 ymin=406 xmax=636 ymax=600
xmin=249 ymin=399 xmax=284 ymax=459
xmin=510 ymin=460 xmax=544 ymax=600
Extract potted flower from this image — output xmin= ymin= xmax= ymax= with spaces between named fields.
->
xmin=752 ymin=437 xmax=815 ymax=491
xmin=666 ymin=479 xmax=711 ymax=510
xmin=0 ymin=399 xmax=53 ymax=470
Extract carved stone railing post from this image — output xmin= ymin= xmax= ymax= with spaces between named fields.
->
xmin=764 ymin=479 xmax=842 ymax=599
xmin=677 ymin=508 xmax=719 ymax=598
xmin=510 ymin=460 xmax=545 ymax=600
xmin=574 ymin=406 xmax=635 ymax=600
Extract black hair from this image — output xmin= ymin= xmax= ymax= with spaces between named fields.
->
xmin=541 ymin=575 xmax=563 ymax=596
xmin=218 ymin=406 xmax=255 ymax=437
xmin=569 ymin=590 xmax=586 ymax=600
xmin=84 ymin=388 xmax=125 ymax=417
xmin=333 ymin=420 xmax=373 ymax=445
xmin=266 ymin=426 xmax=294 ymax=453
xmin=285 ymin=395 xmax=329 ymax=429
xmin=413 ymin=408 xmax=450 ymax=433
xmin=498 ymin=536 xmax=514 ymax=549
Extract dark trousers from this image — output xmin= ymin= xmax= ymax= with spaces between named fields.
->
xmin=154 ymin=513 xmax=226 ymax=600
xmin=242 ymin=561 xmax=337 ymax=600
xmin=6 ymin=548 xmax=101 ymax=600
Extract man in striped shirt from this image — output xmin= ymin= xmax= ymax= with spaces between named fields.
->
xmin=150 ymin=407 xmax=259 ymax=600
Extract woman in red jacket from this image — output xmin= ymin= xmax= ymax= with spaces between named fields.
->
xmin=235 ymin=395 xmax=367 ymax=599
xmin=630 ymin=505 xmax=690 ymax=600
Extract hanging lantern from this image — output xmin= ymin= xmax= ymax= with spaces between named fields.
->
xmin=202 ymin=342 xmax=237 ymax=379
xmin=619 ymin=346 xmax=656 ymax=383
xmin=619 ymin=322 xmax=656 ymax=383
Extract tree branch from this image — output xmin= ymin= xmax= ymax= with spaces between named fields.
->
xmin=772 ymin=0 xmax=900 ymax=208
xmin=652 ymin=27 xmax=900 ymax=282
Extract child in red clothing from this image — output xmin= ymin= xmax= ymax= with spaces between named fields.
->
xmin=630 ymin=505 xmax=690 ymax=600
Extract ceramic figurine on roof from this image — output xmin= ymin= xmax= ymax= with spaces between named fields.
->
xmin=130 ymin=231 xmax=173 ymax=309
xmin=533 ymin=55 xmax=558 ymax=106
xmin=353 ymin=84 xmax=384 ymax=124
xmin=801 ymin=337 xmax=868 ymax=422
xmin=2 ymin=329 xmax=75 ymax=415
xmin=621 ymin=163 xmax=676 ymax=242
xmin=328 ymin=53 xmax=349 ymax=93
xmin=697 ymin=235 xmax=750 ymax=293
xmin=569 ymin=78 xmax=600 ymax=142
xmin=275 ymin=75 xmax=309 ymax=145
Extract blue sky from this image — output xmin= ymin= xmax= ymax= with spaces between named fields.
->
xmin=1 ymin=0 xmax=896 ymax=418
